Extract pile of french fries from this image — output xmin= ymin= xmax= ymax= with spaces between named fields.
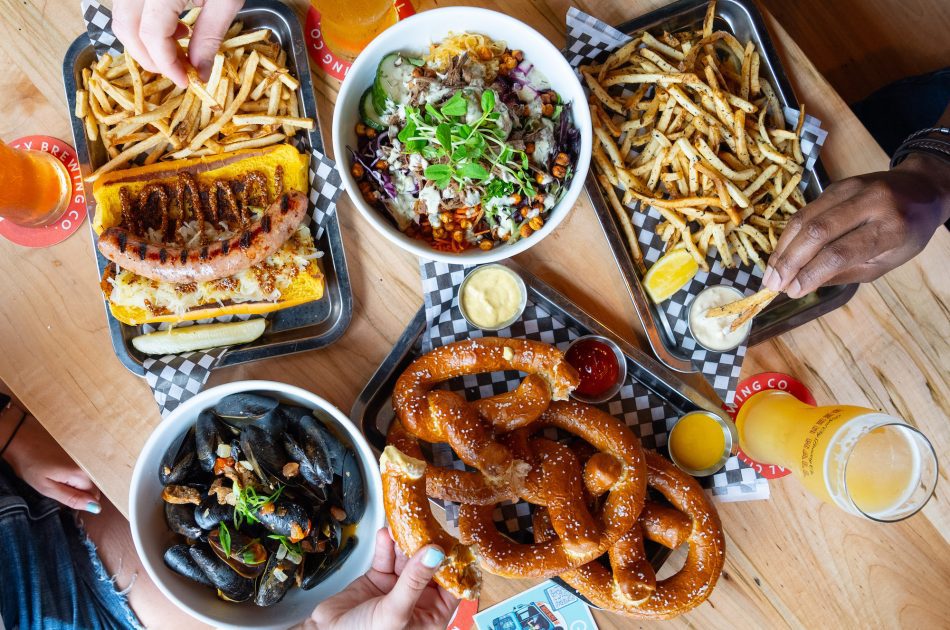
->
xmin=74 ymin=8 xmax=314 ymax=182
xmin=583 ymin=0 xmax=807 ymax=273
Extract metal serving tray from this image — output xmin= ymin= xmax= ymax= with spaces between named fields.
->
xmin=350 ymin=263 xmax=730 ymax=592
xmin=61 ymin=0 xmax=351 ymax=376
xmin=584 ymin=0 xmax=856 ymax=372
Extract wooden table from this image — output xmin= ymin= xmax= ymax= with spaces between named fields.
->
xmin=1 ymin=1 xmax=948 ymax=627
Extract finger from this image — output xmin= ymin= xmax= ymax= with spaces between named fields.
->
xmin=372 ymin=528 xmax=397 ymax=574
xmin=45 ymin=480 xmax=102 ymax=513
xmin=764 ymin=194 xmax=870 ymax=293
xmin=59 ymin=466 xmax=102 ymax=501
xmin=112 ymin=0 xmax=159 ymax=72
xmin=785 ymin=223 xmax=892 ymax=297
xmin=381 ymin=545 xmax=445 ymax=625
xmin=763 ymin=182 xmax=858 ymax=291
xmin=139 ymin=0 xmax=190 ymax=87
xmin=188 ymin=0 xmax=243 ymax=80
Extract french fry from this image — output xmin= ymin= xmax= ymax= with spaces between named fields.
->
xmin=597 ymin=171 xmax=645 ymax=274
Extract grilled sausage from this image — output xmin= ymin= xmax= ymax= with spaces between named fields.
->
xmin=97 ymin=190 xmax=308 ymax=284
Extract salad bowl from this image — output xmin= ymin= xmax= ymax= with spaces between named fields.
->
xmin=332 ymin=7 xmax=592 ymax=263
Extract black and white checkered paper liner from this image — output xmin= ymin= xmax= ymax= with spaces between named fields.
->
xmin=564 ymin=8 xmax=827 ymax=405
xmin=81 ymin=0 xmax=344 ymax=415
xmin=419 ymin=260 xmax=766 ymax=540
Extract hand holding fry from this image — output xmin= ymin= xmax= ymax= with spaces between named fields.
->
xmin=763 ymin=150 xmax=950 ymax=298
xmin=113 ymin=0 xmax=244 ymax=88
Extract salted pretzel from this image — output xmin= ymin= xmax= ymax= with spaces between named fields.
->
xmin=536 ymin=451 xmax=725 ymax=619
xmin=457 ymin=400 xmax=648 ymax=578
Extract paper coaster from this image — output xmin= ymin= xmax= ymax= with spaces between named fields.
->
xmin=473 ymin=580 xmax=598 ymax=630
xmin=725 ymin=372 xmax=815 ymax=479
xmin=305 ymin=0 xmax=416 ymax=80
xmin=0 ymin=136 xmax=86 ymax=248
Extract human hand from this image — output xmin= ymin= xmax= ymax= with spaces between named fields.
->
xmin=113 ymin=0 xmax=244 ymax=88
xmin=3 ymin=413 xmax=102 ymax=513
xmin=763 ymin=152 xmax=950 ymax=298
xmin=309 ymin=528 xmax=459 ymax=630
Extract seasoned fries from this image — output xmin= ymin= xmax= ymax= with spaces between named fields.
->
xmin=707 ymin=288 xmax=779 ymax=331
xmin=73 ymin=12 xmax=312 ymax=181
xmin=584 ymin=0 xmax=808 ymax=274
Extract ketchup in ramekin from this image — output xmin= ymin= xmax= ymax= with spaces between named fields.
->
xmin=565 ymin=336 xmax=624 ymax=401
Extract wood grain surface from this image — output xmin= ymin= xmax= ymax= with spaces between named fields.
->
xmin=0 ymin=1 xmax=947 ymax=628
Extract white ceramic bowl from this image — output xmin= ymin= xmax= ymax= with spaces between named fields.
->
xmin=129 ymin=381 xmax=384 ymax=630
xmin=332 ymin=6 xmax=592 ymax=264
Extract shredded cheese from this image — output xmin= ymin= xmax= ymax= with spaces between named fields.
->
xmin=425 ymin=32 xmax=506 ymax=79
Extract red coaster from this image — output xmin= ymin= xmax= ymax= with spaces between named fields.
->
xmin=724 ymin=372 xmax=816 ymax=479
xmin=0 ymin=136 xmax=86 ymax=248
xmin=448 ymin=598 xmax=478 ymax=630
xmin=305 ymin=1 xmax=416 ymax=80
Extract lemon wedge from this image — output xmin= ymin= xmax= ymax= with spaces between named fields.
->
xmin=643 ymin=249 xmax=699 ymax=303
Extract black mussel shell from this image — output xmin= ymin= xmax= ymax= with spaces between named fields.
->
xmin=164 ymin=544 xmax=213 ymax=588
xmin=254 ymin=553 xmax=296 ymax=607
xmin=159 ymin=426 xmax=201 ymax=486
xmin=189 ymin=542 xmax=255 ymax=602
xmin=282 ymin=432 xmax=329 ymax=489
xmin=194 ymin=495 xmax=233 ymax=531
xmin=340 ymin=450 xmax=365 ymax=525
xmin=255 ymin=499 xmax=311 ymax=541
xmin=276 ymin=404 xmax=310 ymax=423
xmin=214 ymin=393 xmax=279 ymax=426
xmin=314 ymin=422 xmax=347 ymax=477
xmin=208 ymin=528 xmax=268 ymax=579
xmin=299 ymin=536 xmax=356 ymax=591
xmin=290 ymin=416 xmax=334 ymax=487
xmin=196 ymin=410 xmax=229 ymax=472
xmin=165 ymin=502 xmax=203 ymax=540
xmin=240 ymin=423 xmax=289 ymax=484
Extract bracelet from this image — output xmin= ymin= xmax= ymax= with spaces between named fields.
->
xmin=0 ymin=411 xmax=27 ymax=458
xmin=902 ymin=126 xmax=950 ymax=143
xmin=890 ymin=137 xmax=950 ymax=169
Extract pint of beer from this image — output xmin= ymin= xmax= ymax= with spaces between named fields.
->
xmin=312 ymin=0 xmax=400 ymax=60
xmin=0 ymin=141 xmax=70 ymax=227
xmin=736 ymin=391 xmax=937 ymax=521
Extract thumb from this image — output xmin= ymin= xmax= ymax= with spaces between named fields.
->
xmin=381 ymin=545 xmax=445 ymax=625
xmin=188 ymin=0 xmax=244 ymax=80
xmin=44 ymin=479 xmax=102 ymax=514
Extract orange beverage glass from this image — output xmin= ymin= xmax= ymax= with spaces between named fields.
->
xmin=0 ymin=140 xmax=70 ymax=227
xmin=312 ymin=0 xmax=399 ymax=60
xmin=736 ymin=391 xmax=938 ymax=522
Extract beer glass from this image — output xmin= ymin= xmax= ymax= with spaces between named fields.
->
xmin=736 ymin=391 xmax=937 ymax=522
xmin=0 ymin=140 xmax=71 ymax=227
xmin=312 ymin=0 xmax=400 ymax=60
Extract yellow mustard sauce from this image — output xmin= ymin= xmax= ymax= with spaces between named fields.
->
xmin=460 ymin=266 xmax=524 ymax=328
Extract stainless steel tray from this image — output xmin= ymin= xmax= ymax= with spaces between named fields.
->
xmin=61 ymin=0 xmax=351 ymax=376
xmin=350 ymin=263 xmax=731 ymax=598
xmin=584 ymin=0 xmax=857 ymax=372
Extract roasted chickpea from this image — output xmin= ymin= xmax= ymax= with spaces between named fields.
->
xmin=512 ymin=50 xmax=524 ymax=62
xmin=452 ymin=230 xmax=465 ymax=243
xmin=355 ymin=122 xmax=368 ymax=136
xmin=479 ymin=239 xmax=493 ymax=251
xmin=541 ymin=103 xmax=555 ymax=117
xmin=519 ymin=223 xmax=533 ymax=238
xmin=555 ymin=152 xmax=571 ymax=166
xmin=529 ymin=216 xmax=544 ymax=231
xmin=365 ymin=128 xmax=377 ymax=139
xmin=526 ymin=142 xmax=535 ymax=154
xmin=433 ymin=227 xmax=445 ymax=239
xmin=552 ymin=164 xmax=567 ymax=179
xmin=510 ymin=192 xmax=522 ymax=205
xmin=351 ymin=162 xmax=365 ymax=179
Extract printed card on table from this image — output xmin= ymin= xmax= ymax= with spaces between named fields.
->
xmin=473 ymin=580 xmax=598 ymax=630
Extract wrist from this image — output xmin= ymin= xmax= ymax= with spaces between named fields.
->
xmin=0 ymin=407 xmax=28 ymax=463
xmin=895 ymin=152 xmax=950 ymax=224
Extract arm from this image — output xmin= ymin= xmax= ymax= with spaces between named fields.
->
xmin=763 ymin=103 xmax=950 ymax=297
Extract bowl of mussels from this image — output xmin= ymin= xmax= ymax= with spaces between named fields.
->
xmin=129 ymin=381 xmax=384 ymax=630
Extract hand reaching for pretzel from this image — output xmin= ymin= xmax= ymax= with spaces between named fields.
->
xmin=380 ymin=337 xmax=726 ymax=619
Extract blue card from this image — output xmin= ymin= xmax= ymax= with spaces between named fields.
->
xmin=473 ymin=580 xmax=599 ymax=630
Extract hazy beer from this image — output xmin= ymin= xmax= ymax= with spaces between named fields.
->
xmin=312 ymin=0 xmax=399 ymax=59
xmin=0 ymin=141 xmax=70 ymax=227
xmin=736 ymin=391 xmax=937 ymax=521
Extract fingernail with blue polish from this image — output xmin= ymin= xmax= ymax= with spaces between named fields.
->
xmin=86 ymin=501 xmax=101 ymax=514
xmin=422 ymin=547 xmax=444 ymax=568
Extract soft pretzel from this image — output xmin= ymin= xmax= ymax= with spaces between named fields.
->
xmin=458 ymin=400 xmax=647 ymax=578
xmin=380 ymin=420 xmax=481 ymax=600
xmin=392 ymin=338 xmax=579 ymax=443
xmin=472 ymin=373 xmax=552 ymax=432
xmin=541 ymin=452 xmax=725 ymax=619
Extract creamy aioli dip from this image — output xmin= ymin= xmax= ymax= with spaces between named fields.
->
xmin=460 ymin=265 xmax=525 ymax=329
xmin=688 ymin=285 xmax=752 ymax=351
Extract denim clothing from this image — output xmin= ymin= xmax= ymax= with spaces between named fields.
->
xmin=0 ymin=459 xmax=142 ymax=630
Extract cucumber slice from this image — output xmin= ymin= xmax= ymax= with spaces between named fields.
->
xmin=373 ymin=52 xmax=414 ymax=114
xmin=360 ymin=87 xmax=387 ymax=131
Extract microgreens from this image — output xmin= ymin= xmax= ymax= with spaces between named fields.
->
xmin=268 ymin=534 xmax=303 ymax=556
xmin=398 ymin=88 xmax=538 ymax=199
xmin=219 ymin=521 xmax=232 ymax=557
xmin=232 ymin=484 xmax=284 ymax=528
